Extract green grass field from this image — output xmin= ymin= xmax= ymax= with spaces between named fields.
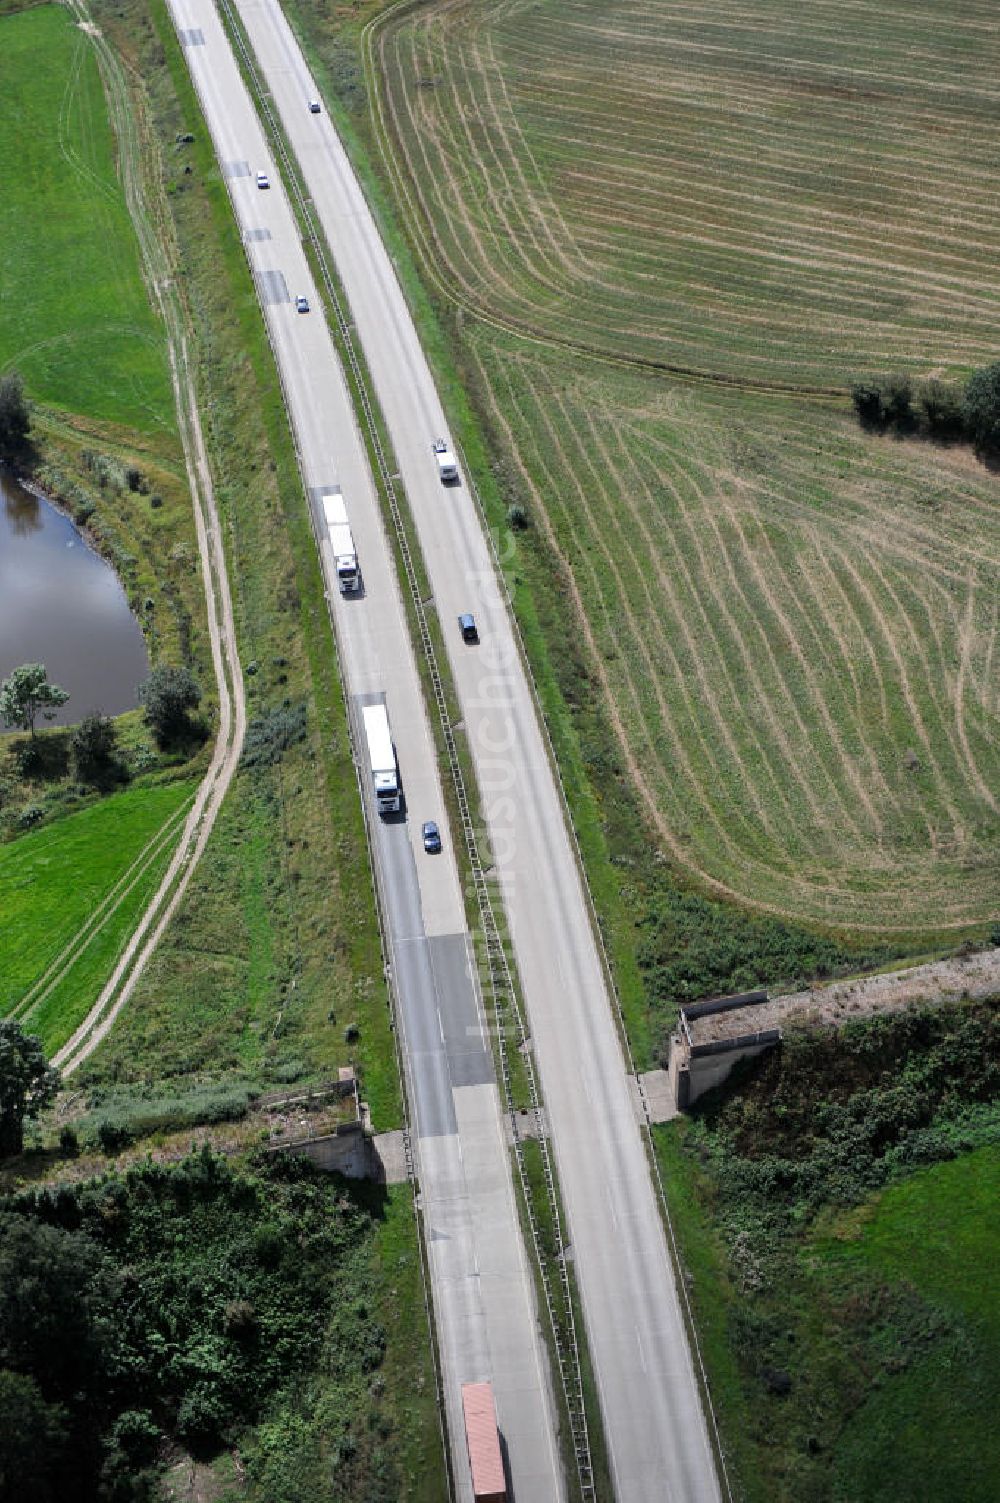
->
xmin=0 ymin=4 xmax=173 ymax=432
xmin=374 ymin=0 xmax=1000 ymax=388
xmin=823 ymin=1148 xmax=1000 ymax=1501
xmin=2 ymin=779 xmax=193 ymax=1051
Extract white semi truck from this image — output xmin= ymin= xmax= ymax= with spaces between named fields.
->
xmin=432 ymin=438 xmax=459 ymax=485
xmin=362 ymin=703 xmax=400 ymax=815
xmin=321 ymin=490 xmax=360 ymax=593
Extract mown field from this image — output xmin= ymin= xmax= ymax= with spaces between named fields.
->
xmin=0 ymin=4 xmax=173 ymax=432
xmin=374 ymin=0 xmax=1000 ymax=387
xmin=353 ymin=0 xmax=1000 ymax=941
xmin=467 ymin=330 xmax=1000 ymax=933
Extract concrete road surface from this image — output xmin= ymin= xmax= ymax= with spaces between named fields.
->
xmin=233 ymin=3 xmax=725 ymax=1499
xmin=165 ymin=3 xmax=565 ymax=1498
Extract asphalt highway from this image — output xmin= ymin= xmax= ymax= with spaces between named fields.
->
xmin=165 ymin=3 xmax=565 ymax=1498
xmin=231 ymin=2 xmax=725 ymax=1499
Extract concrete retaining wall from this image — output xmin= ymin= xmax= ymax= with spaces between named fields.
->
xmin=682 ymin=989 xmax=769 ymax=1021
xmin=672 ymin=990 xmax=780 ymax=1109
xmin=269 ymin=1121 xmax=377 ymax=1180
xmin=676 ymin=1040 xmax=777 ymax=1109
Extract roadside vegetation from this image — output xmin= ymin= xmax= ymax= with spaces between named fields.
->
xmin=0 ymin=1149 xmax=441 ymax=1503
xmin=47 ymin=0 xmax=401 ymax=1123
xmin=657 ymin=1000 xmax=1000 ymax=1500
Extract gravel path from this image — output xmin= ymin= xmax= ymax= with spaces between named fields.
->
xmin=689 ymin=947 xmax=1000 ymax=1044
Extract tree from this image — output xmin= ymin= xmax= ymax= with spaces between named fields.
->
xmin=881 ymin=372 xmax=914 ymax=429
xmin=71 ymin=712 xmax=120 ymax=784
xmin=0 ymin=1214 xmax=124 ymax=1414
xmin=138 ymin=664 xmax=201 ymax=745
xmin=0 ymin=1021 xmax=60 ymax=1157
xmin=963 ymin=360 xmax=1000 ymax=452
xmin=0 ymin=371 xmax=30 ymax=461
xmin=850 ymin=373 xmax=913 ymax=432
xmin=850 ymin=380 xmax=885 ymax=428
xmin=916 ymin=378 xmax=965 ymax=440
xmin=0 ymin=664 xmax=69 ymax=739
xmin=0 ymin=1370 xmax=68 ymax=1503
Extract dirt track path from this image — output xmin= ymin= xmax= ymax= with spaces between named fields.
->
xmin=690 ymin=947 xmax=1000 ymax=1046
xmin=53 ymin=7 xmax=246 ymax=1076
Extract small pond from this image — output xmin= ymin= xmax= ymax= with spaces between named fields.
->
xmin=0 ymin=470 xmax=150 ymax=731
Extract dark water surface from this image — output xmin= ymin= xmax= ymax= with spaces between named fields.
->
xmin=0 ymin=471 xmax=149 ymax=730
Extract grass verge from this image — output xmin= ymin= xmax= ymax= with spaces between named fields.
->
xmin=66 ymin=0 xmax=399 ymax=1124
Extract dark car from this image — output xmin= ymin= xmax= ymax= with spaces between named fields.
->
xmin=458 ymin=613 xmax=479 ymax=644
xmin=308 ymin=99 xmax=321 ymax=114
xmin=421 ymin=821 xmax=442 ymax=854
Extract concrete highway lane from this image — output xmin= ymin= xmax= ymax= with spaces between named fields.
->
xmin=165 ymin=3 xmax=566 ymax=1498
xmin=233 ymin=2 xmax=725 ymax=1498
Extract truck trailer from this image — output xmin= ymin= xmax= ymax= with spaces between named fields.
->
xmin=361 ymin=703 xmax=400 ymax=816
xmin=461 ymin=1383 xmax=506 ymax=1503
xmin=320 ymin=490 xmax=359 ymax=593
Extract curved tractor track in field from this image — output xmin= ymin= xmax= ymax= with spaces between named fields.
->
xmin=366 ymin=0 xmax=1000 ymax=395
xmin=54 ymin=7 xmax=246 ymax=1076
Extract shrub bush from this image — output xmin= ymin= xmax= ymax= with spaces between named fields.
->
xmin=0 ymin=1152 xmax=393 ymax=1497
xmin=240 ymin=702 xmax=307 ymax=771
xmin=916 ymin=378 xmax=965 ymax=439
xmin=138 ymin=665 xmax=202 ymax=746
xmin=963 ymin=359 xmax=1000 ymax=452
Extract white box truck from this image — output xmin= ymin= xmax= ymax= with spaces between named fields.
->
xmin=432 ymin=438 xmax=459 ymax=485
xmin=362 ymin=703 xmax=400 ymax=815
xmin=320 ymin=491 xmax=359 ymax=593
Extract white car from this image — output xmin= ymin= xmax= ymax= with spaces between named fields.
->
xmin=295 ymin=295 xmax=310 ymax=314
xmin=308 ymin=100 xmax=321 ymax=114
xmin=256 ymin=171 xmax=270 ymax=189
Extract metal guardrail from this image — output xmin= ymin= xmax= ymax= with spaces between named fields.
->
xmin=215 ymin=10 xmax=595 ymax=1500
